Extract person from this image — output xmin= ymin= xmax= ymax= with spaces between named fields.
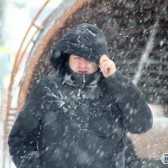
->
xmin=8 ymin=23 xmax=153 ymax=168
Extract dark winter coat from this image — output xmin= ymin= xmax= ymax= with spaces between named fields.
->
xmin=8 ymin=23 xmax=153 ymax=168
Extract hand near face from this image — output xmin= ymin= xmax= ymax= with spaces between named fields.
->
xmin=99 ymin=55 xmax=116 ymax=78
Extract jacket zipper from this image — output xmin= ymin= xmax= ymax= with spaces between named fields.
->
xmin=77 ymin=88 xmax=81 ymax=97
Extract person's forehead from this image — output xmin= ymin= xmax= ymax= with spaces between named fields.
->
xmin=71 ymin=54 xmax=80 ymax=57
xmin=70 ymin=54 xmax=98 ymax=65
xmin=71 ymin=54 xmax=85 ymax=59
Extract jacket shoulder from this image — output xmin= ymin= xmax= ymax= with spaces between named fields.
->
xmin=36 ymin=73 xmax=59 ymax=85
xmin=29 ymin=73 xmax=59 ymax=95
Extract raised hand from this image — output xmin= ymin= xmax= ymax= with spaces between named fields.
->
xmin=99 ymin=54 xmax=116 ymax=78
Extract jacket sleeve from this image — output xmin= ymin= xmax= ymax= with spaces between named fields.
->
xmin=125 ymin=137 xmax=143 ymax=168
xmin=8 ymin=81 xmax=44 ymax=168
xmin=105 ymin=71 xmax=153 ymax=134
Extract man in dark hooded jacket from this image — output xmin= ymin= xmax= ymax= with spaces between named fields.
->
xmin=8 ymin=23 xmax=153 ymax=168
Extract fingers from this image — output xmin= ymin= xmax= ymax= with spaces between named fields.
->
xmin=99 ymin=54 xmax=109 ymax=65
xmin=99 ymin=55 xmax=116 ymax=78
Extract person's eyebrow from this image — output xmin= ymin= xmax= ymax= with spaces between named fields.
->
xmin=73 ymin=56 xmax=80 ymax=59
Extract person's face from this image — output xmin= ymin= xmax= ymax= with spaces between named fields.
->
xmin=69 ymin=54 xmax=99 ymax=74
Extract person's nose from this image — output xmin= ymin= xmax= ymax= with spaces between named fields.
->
xmin=79 ymin=58 xmax=88 ymax=68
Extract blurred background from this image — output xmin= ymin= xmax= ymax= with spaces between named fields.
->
xmin=0 ymin=0 xmax=62 ymax=167
xmin=0 ymin=0 xmax=168 ymax=167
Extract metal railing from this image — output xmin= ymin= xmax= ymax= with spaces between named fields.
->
xmin=2 ymin=0 xmax=56 ymax=167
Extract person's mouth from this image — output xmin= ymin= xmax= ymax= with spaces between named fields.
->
xmin=78 ymin=71 xmax=87 ymax=74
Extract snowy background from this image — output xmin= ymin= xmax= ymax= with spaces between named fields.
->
xmin=0 ymin=0 xmax=168 ymax=168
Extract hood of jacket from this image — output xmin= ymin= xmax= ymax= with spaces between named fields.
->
xmin=49 ymin=23 xmax=109 ymax=70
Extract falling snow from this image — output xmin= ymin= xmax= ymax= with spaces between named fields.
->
xmin=2 ymin=0 xmax=168 ymax=168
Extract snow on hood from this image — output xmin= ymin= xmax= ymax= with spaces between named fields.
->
xmin=49 ymin=23 xmax=109 ymax=70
